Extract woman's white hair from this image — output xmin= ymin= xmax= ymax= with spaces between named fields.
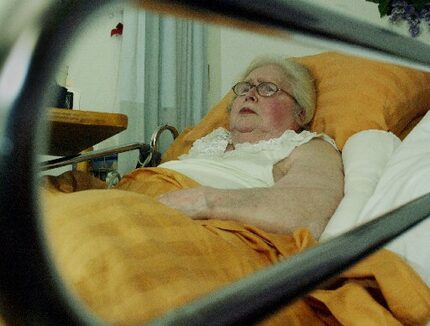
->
xmin=235 ymin=56 xmax=316 ymax=128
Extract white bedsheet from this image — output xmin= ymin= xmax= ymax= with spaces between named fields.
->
xmin=321 ymin=111 xmax=430 ymax=286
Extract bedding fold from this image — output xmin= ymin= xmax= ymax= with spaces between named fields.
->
xmin=39 ymin=168 xmax=430 ymax=325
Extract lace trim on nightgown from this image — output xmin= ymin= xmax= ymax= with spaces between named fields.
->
xmin=184 ymin=127 xmax=231 ymax=157
xmin=180 ymin=127 xmax=337 ymax=159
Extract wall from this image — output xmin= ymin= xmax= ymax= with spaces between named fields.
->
xmin=63 ymin=4 xmax=123 ymax=116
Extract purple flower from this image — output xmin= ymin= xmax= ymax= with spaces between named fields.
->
xmin=384 ymin=0 xmax=430 ymax=37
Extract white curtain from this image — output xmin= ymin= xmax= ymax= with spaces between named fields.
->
xmin=116 ymin=6 xmax=208 ymax=174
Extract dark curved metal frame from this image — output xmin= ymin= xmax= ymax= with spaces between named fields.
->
xmin=0 ymin=1 xmax=429 ymax=325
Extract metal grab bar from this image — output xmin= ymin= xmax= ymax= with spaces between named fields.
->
xmin=150 ymin=124 xmax=179 ymax=153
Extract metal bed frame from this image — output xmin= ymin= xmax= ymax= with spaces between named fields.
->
xmin=0 ymin=1 xmax=430 ymax=325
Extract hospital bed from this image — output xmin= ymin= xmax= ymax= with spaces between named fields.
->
xmin=0 ymin=0 xmax=430 ymax=325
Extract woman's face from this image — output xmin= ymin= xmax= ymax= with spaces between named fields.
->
xmin=229 ymin=64 xmax=301 ymax=143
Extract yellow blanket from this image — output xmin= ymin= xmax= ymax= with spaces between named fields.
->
xmin=41 ymin=168 xmax=430 ymax=325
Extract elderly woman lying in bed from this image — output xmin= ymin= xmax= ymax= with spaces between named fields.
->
xmin=155 ymin=58 xmax=343 ymax=238
xmin=42 ymin=58 xmax=430 ymax=325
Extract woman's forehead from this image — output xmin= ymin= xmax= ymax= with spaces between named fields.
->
xmin=245 ymin=64 xmax=287 ymax=84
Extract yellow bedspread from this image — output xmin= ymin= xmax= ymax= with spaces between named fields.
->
xmin=40 ymin=168 xmax=430 ymax=325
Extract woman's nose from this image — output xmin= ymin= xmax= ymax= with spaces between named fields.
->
xmin=244 ymin=87 xmax=258 ymax=102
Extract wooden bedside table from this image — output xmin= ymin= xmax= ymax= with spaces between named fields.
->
xmin=46 ymin=108 xmax=128 ymax=156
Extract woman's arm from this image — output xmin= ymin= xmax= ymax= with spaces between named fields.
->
xmin=158 ymin=138 xmax=344 ymax=238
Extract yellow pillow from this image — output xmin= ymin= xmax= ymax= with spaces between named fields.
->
xmin=296 ymin=52 xmax=430 ymax=148
xmin=162 ymin=52 xmax=430 ymax=161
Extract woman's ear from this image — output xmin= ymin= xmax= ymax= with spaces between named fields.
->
xmin=295 ymin=106 xmax=306 ymax=126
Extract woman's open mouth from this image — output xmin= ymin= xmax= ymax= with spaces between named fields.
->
xmin=239 ymin=107 xmax=256 ymax=114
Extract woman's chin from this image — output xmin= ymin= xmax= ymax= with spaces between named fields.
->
xmin=234 ymin=127 xmax=257 ymax=134
xmin=231 ymin=120 xmax=260 ymax=133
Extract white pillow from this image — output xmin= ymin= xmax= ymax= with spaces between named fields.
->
xmin=356 ymin=110 xmax=430 ymax=286
xmin=320 ymin=130 xmax=401 ymax=241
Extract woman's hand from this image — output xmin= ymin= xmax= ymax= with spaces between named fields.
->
xmin=158 ymin=187 xmax=211 ymax=218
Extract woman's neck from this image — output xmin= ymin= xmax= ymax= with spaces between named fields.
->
xmin=230 ymin=129 xmax=284 ymax=146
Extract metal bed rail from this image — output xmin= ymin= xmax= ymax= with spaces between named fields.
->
xmin=1 ymin=0 xmax=430 ymax=325
xmin=40 ymin=124 xmax=178 ymax=172
xmin=40 ymin=142 xmax=151 ymax=171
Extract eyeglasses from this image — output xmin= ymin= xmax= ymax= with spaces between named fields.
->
xmin=232 ymin=81 xmax=296 ymax=101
